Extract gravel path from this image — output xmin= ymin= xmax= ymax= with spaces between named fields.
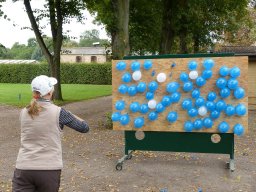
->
xmin=0 ymin=96 xmax=256 ymax=192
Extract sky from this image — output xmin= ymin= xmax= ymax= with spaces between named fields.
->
xmin=0 ymin=0 xmax=108 ymax=48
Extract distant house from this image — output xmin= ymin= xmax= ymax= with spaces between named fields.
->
xmin=60 ymin=47 xmax=110 ymax=63
xmin=215 ymin=46 xmax=256 ymax=110
xmin=0 ymin=60 xmax=39 ymax=64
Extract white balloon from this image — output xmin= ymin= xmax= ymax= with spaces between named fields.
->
xmin=148 ymin=99 xmax=157 ymax=109
xmin=189 ymin=70 xmax=198 ymax=80
xmin=157 ymin=73 xmax=167 ymax=83
xmin=198 ymin=106 xmax=207 ymax=116
xmin=132 ymin=71 xmax=142 ymax=81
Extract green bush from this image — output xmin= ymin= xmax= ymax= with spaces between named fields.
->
xmin=0 ymin=63 xmax=112 ymax=85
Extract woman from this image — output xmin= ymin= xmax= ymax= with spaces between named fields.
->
xmin=12 ymin=75 xmax=89 ymax=192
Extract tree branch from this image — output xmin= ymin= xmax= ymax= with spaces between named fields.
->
xmin=23 ymin=0 xmax=52 ymax=63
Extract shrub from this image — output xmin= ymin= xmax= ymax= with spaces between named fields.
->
xmin=0 ymin=63 xmax=112 ymax=85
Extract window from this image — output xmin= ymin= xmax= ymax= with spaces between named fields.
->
xmin=76 ymin=56 xmax=82 ymax=63
xmin=91 ymin=56 xmax=97 ymax=63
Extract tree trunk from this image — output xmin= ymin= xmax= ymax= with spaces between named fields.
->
xmin=24 ymin=0 xmax=63 ymax=100
xmin=193 ymin=35 xmax=200 ymax=53
xmin=112 ymin=0 xmax=130 ymax=59
xmin=159 ymin=0 xmax=175 ymax=54
xmin=179 ymin=30 xmax=188 ymax=54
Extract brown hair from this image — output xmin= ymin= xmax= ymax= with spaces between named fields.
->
xmin=26 ymin=91 xmax=42 ymax=119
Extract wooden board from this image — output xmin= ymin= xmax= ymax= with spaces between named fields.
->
xmin=112 ymin=56 xmax=248 ymax=133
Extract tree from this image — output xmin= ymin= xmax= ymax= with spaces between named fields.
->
xmin=21 ymin=0 xmax=86 ymax=100
xmin=79 ymin=29 xmax=108 ymax=47
xmin=86 ymin=0 xmax=130 ymax=59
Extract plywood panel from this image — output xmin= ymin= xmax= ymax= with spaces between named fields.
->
xmin=112 ymin=56 xmax=248 ymax=133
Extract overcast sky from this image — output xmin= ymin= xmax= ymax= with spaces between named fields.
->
xmin=0 ymin=0 xmax=108 ymax=48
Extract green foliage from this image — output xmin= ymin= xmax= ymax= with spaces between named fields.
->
xmin=104 ymin=112 xmax=113 ymax=129
xmin=79 ymin=29 xmax=110 ymax=47
xmin=0 ymin=63 xmax=112 ymax=85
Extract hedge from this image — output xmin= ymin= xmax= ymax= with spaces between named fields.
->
xmin=0 ymin=63 xmax=112 ymax=85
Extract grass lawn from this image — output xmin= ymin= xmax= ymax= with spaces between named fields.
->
xmin=0 ymin=83 xmax=112 ymax=107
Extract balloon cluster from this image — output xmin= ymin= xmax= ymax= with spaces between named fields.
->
xmin=181 ymin=60 xmax=246 ymax=136
xmin=113 ymin=59 xmax=246 ymax=136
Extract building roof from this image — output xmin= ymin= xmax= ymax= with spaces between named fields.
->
xmin=61 ymin=47 xmax=109 ymax=55
xmin=0 ymin=60 xmax=39 ymax=64
xmin=215 ymin=46 xmax=256 ymax=56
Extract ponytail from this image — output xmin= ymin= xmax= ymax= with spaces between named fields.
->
xmin=26 ymin=91 xmax=42 ymax=119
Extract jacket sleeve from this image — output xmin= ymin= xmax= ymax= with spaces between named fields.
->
xmin=59 ymin=108 xmax=89 ymax=133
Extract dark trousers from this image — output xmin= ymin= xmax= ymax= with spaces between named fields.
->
xmin=12 ymin=169 xmax=61 ymax=192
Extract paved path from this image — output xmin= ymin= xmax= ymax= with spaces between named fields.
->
xmin=0 ymin=96 xmax=256 ymax=192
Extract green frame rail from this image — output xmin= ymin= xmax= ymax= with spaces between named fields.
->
xmin=116 ymin=53 xmax=236 ymax=171
xmin=124 ymin=131 xmax=234 ymax=159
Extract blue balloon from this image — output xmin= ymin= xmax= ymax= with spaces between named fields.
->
xmin=216 ymin=78 xmax=227 ymax=89
xmin=195 ymin=97 xmax=205 ymax=107
xmin=188 ymin=60 xmax=198 ymax=70
xmin=131 ymin=61 xmax=140 ymax=71
xmin=203 ymin=59 xmax=214 ymax=69
xmin=220 ymin=88 xmax=230 ymax=98
xmin=183 ymin=81 xmax=193 ymax=92
xmin=137 ymin=82 xmax=147 ymax=93
xmin=216 ymin=100 xmax=226 ymax=111
xmin=130 ymin=102 xmax=140 ymax=113
xmin=127 ymin=85 xmax=137 ymax=96
xmin=184 ymin=121 xmax=194 ymax=132
xmin=196 ymin=76 xmax=206 ymax=87
xmin=166 ymin=82 xmax=180 ymax=93
xmin=230 ymin=67 xmax=241 ymax=78
xmin=207 ymin=92 xmax=217 ymax=101
xmin=219 ymin=66 xmax=229 ymax=77
xmin=116 ymin=61 xmax=126 ymax=71
xmin=111 ymin=112 xmax=121 ymax=122
xmin=236 ymin=104 xmax=247 ymax=116
xmin=156 ymin=103 xmax=165 ymax=113
xmin=210 ymin=110 xmax=220 ymax=119
xmin=180 ymin=72 xmax=189 ymax=82
xmin=115 ymin=100 xmax=125 ymax=111
xmin=227 ymin=78 xmax=238 ymax=90
xmin=193 ymin=119 xmax=203 ymax=130
xmin=170 ymin=92 xmax=181 ymax=103
xmin=203 ymin=117 xmax=213 ymax=128
xmin=225 ymin=105 xmax=235 ymax=116
xmin=233 ymin=124 xmax=244 ymax=136
xmin=191 ymin=89 xmax=200 ymax=99
xmin=134 ymin=117 xmax=144 ymax=128
xmin=167 ymin=111 xmax=178 ymax=123
xmin=148 ymin=81 xmax=159 ymax=92
xmin=122 ymin=72 xmax=132 ymax=83
xmin=148 ymin=111 xmax=158 ymax=121
xmin=143 ymin=60 xmax=153 ymax=70
xmin=205 ymin=101 xmax=215 ymax=111
xmin=188 ymin=108 xmax=198 ymax=117
xmin=146 ymin=92 xmax=154 ymax=100
xmin=234 ymin=87 xmax=245 ymax=99
xmin=120 ymin=114 xmax=130 ymax=125
xmin=202 ymin=70 xmax=212 ymax=80
xmin=218 ymin=122 xmax=230 ymax=133
xmin=162 ymin=96 xmax=172 ymax=107
xmin=140 ymin=104 xmax=149 ymax=114
xmin=182 ymin=98 xmax=193 ymax=110
xmin=118 ymin=84 xmax=128 ymax=94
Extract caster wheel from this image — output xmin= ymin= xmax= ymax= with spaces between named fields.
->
xmin=126 ymin=154 xmax=132 ymax=160
xmin=116 ymin=163 xmax=123 ymax=171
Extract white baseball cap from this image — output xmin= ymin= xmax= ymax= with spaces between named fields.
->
xmin=31 ymin=75 xmax=58 ymax=96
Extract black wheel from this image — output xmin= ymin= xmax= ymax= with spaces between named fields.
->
xmin=226 ymin=162 xmax=230 ymax=169
xmin=116 ymin=163 xmax=122 ymax=171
